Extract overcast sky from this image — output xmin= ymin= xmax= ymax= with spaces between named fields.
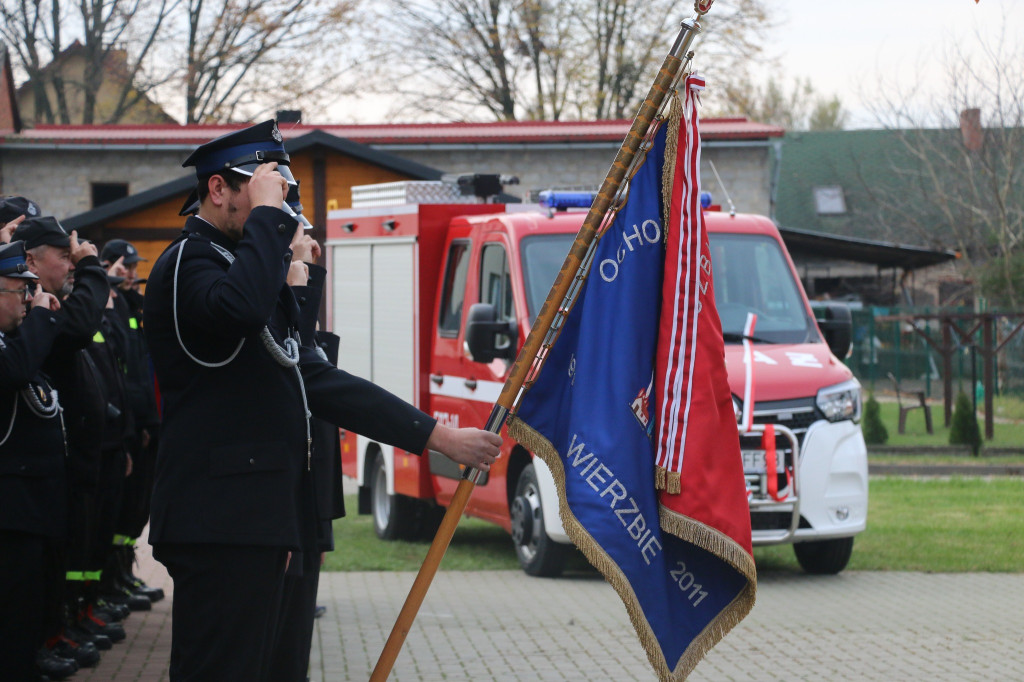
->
xmin=762 ymin=0 xmax=1019 ymax=127
xmin=328 ymin=0 xmax=1017 ymax=126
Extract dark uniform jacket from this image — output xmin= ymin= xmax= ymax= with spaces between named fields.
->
xmin=292 ymin=265 xmax=345 ymax=551
xmin=43 ymin=258 xmax=120 ymax=486
xmin=0 ymin=256 xmax=109 ymax=537
xmin=145 ymin=210 xmax=435 ymax=550
xmin=108 ymin=290 xmax=159 ymax=432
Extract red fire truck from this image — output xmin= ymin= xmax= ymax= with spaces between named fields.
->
xmin=327 ymin=179 xmax=868 ymax=576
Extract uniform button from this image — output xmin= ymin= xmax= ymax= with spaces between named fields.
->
xmin=19 ymin=464 xmax=26 ymax=471
xmin=249 ymin=458 xmax=255 ymax=465
xmin=299 ymin=296 xmax=307 ymax=303
xmin=49 ymin=317 xmax=57 ymax=324
xmin=277 ymin=224 xmax=287 ymax=233
xmin=413 ymin=420 xmax=421 ymax=428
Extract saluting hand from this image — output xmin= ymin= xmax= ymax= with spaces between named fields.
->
xmin=69 ymin=230 xmax=98 ymax=264
xmin=30 ymin=291 xmax=61 ymax=311
xmin=427 ymin=425 xmax=502 ymax=472
xmin=286 ymin=260 xmax=309 ymax=287
xmin=106 ymin=255 xmax=127 ymax=279
xmin=248 ymin=161 xmax=289 ymax=209
xmin=290 ymin=232 xmax=319 ymax=263
xmin=0 ymin=215 xmax=25 ymax=244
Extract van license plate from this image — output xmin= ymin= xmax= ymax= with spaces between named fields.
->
xmin=741 ymin=449 xmax=785 ymax=474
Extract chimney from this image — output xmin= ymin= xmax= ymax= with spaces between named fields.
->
xmin=960 ymin=108 xmax=984 ymax=151
xmin=276 ymin=110 xmax=302 ymax=124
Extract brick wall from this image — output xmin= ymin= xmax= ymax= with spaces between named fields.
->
xmin=1 ymin=148 xmax=185 ymax=219
xmin=1 ymin=141 xmax=773 ymax=220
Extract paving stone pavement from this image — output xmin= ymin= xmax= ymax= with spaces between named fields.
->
xmin=80 ymin=534 xmax=1024 ymax=681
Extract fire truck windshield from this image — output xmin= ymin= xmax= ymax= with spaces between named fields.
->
xmin=521 ymin=233 xmax=576 ymax=324
xmin=521 ymin=231 xmax=816 ymax=345
xmin=710 ymin=233 xmax=816 ymax=344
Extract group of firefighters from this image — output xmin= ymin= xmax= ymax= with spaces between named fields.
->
xmin=0 ymin=195 xmax=163 ymax=681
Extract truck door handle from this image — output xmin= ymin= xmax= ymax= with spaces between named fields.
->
xmin=464 ymin=378 xmax=477 ymax=390
xmin=430 ymin=374 xmax=444 ymax=386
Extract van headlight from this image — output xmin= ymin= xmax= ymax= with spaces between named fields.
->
xmin=816 ymin=379 xmax=861 ymax=423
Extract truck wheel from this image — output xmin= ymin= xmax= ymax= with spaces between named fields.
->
xmin=510 ymin=464 xmax=567 ymax=577
xmin=370 ymin=452 xmax=413 ymax=540
xmin=793 ymin=537 xmax=854 ymax=575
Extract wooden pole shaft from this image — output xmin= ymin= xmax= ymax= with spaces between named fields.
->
xmin=369 ymin=476 xmax=477 ymax=682
xmin=368 ymin=14 xmax=705 ymax=681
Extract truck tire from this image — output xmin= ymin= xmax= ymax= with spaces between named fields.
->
xmin=511 ymin=464 xmax=567 ymax=577
xmin=793 ymin=537 xmax=854 ymax=575
xmin=370 ymin=452 xmax=413 ymax=540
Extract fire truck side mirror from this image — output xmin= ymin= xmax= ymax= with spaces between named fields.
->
xmin=816 ymin=303 xmax=853 ymax=360
xmin=466 ymin=303 xmax=516 ymax=363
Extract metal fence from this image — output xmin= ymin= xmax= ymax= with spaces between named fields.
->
xmin=843 ymin=306 xmax=1024 ymax=401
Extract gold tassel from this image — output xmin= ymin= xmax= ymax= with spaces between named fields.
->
xmin=666 ymin=471 xmax=681 ymax=495
xmin=655 ymin=466 xmax=667 ymax=490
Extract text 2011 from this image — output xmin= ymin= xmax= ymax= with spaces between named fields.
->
xmin=669 ymin=561 xmax=709 ymax=606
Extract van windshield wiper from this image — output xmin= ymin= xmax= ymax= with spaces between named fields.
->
xmin=722 ymin=332 xmax=771 ymax=344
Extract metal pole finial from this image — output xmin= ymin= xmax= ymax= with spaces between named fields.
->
xmin=695 ymin=0 xmax=714 ymax=17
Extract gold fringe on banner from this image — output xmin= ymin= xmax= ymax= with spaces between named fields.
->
xmin=508 ymin=416 xmax=755 ymax=682
xmin=658 ymin=506 xmax=757 ymax=676
xmin=666 ymin=471 xmax=682 ymax=495
xmin=655 ymin=466 xmax=667 ymax=490
xmin=661 ymin=89 xmax=684 ymax=240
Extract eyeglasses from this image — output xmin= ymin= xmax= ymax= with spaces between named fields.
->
xmin=0 ymin=283 xmax=36 ymax=301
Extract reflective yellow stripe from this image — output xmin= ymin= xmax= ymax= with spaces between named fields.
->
xmin=112 ymin=534 xmax=135 ymax=546
xmin=84 ymin=570 xmax=103 ymax=581
xmin=66 ymin=571 xmax=86 ymax=581
xmin=93 ymin=331 xmax=105 ymax=343
xmin=129 ymin=317 xmax=139 ymax=330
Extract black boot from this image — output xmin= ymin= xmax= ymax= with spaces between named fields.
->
xmin=35 ymin=648 xmax=78 ymax=681
xmin=78 ymin=603 xmax=127 ymax=643
xmin=44 ymin=630 xmax=102 ymax=668
xmin=120 ymin=544 xmax=165 ymax=602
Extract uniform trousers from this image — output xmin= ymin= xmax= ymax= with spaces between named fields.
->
xmin=154 ymin=543 xmax=288 ymax=682
xmin=267 ymin=550 xmax=322 ymax=682
xmin=0 ymin=530 xmax=63 ymax=680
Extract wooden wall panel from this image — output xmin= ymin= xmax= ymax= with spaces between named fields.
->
xmin=88 ymin=145 xmax=427 ymax=281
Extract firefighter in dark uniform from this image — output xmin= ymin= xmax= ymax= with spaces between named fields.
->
xmin=144 ymin=120 xmax=500 ymax=681
xmin=267 ymin=197 xmax=342 ymax=681
xmin=99 ymin=239 xmax=164 ymax=603
xmin=0 ymin=238 xmax=107 ymax=680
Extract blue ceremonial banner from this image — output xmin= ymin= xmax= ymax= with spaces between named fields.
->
xmin=509 ymin=87 xmax=755 ymax=680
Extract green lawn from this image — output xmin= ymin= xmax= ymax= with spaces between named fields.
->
xmin=324 ymin=476 xmax=1024 ymax=574
xmin=756 ymin=477 xmax=1024 ymax=573
xmin=871 ymin=398 xmax=1024 ymax=449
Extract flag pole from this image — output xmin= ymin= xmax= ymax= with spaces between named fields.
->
xmin=369 ymin=5 xmax=714 ymax=679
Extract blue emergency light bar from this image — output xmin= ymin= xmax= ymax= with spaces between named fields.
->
xmin=538 ymin=190 xmax=596 ymax=210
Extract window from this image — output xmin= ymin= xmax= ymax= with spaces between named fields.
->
xmin=438 ymin=241 xmax=470 ymax=337
xmin=813 ymin=186 xmax=847 ymax=215
xmin=91 ymin=183 xmax=129 ymax=208
xmin=710 ymin=233 xmax=814 ymax=344
xmin=479 ymin=243 xmax=515 ymax=350
xmin=479 ymin=244 xmax=512 ymax=317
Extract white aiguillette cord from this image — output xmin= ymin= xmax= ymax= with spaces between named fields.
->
xmin=172 ymin=236 xmax=313 ymax=469
xmin=0 ymin=332 xmax=63 ymax=449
